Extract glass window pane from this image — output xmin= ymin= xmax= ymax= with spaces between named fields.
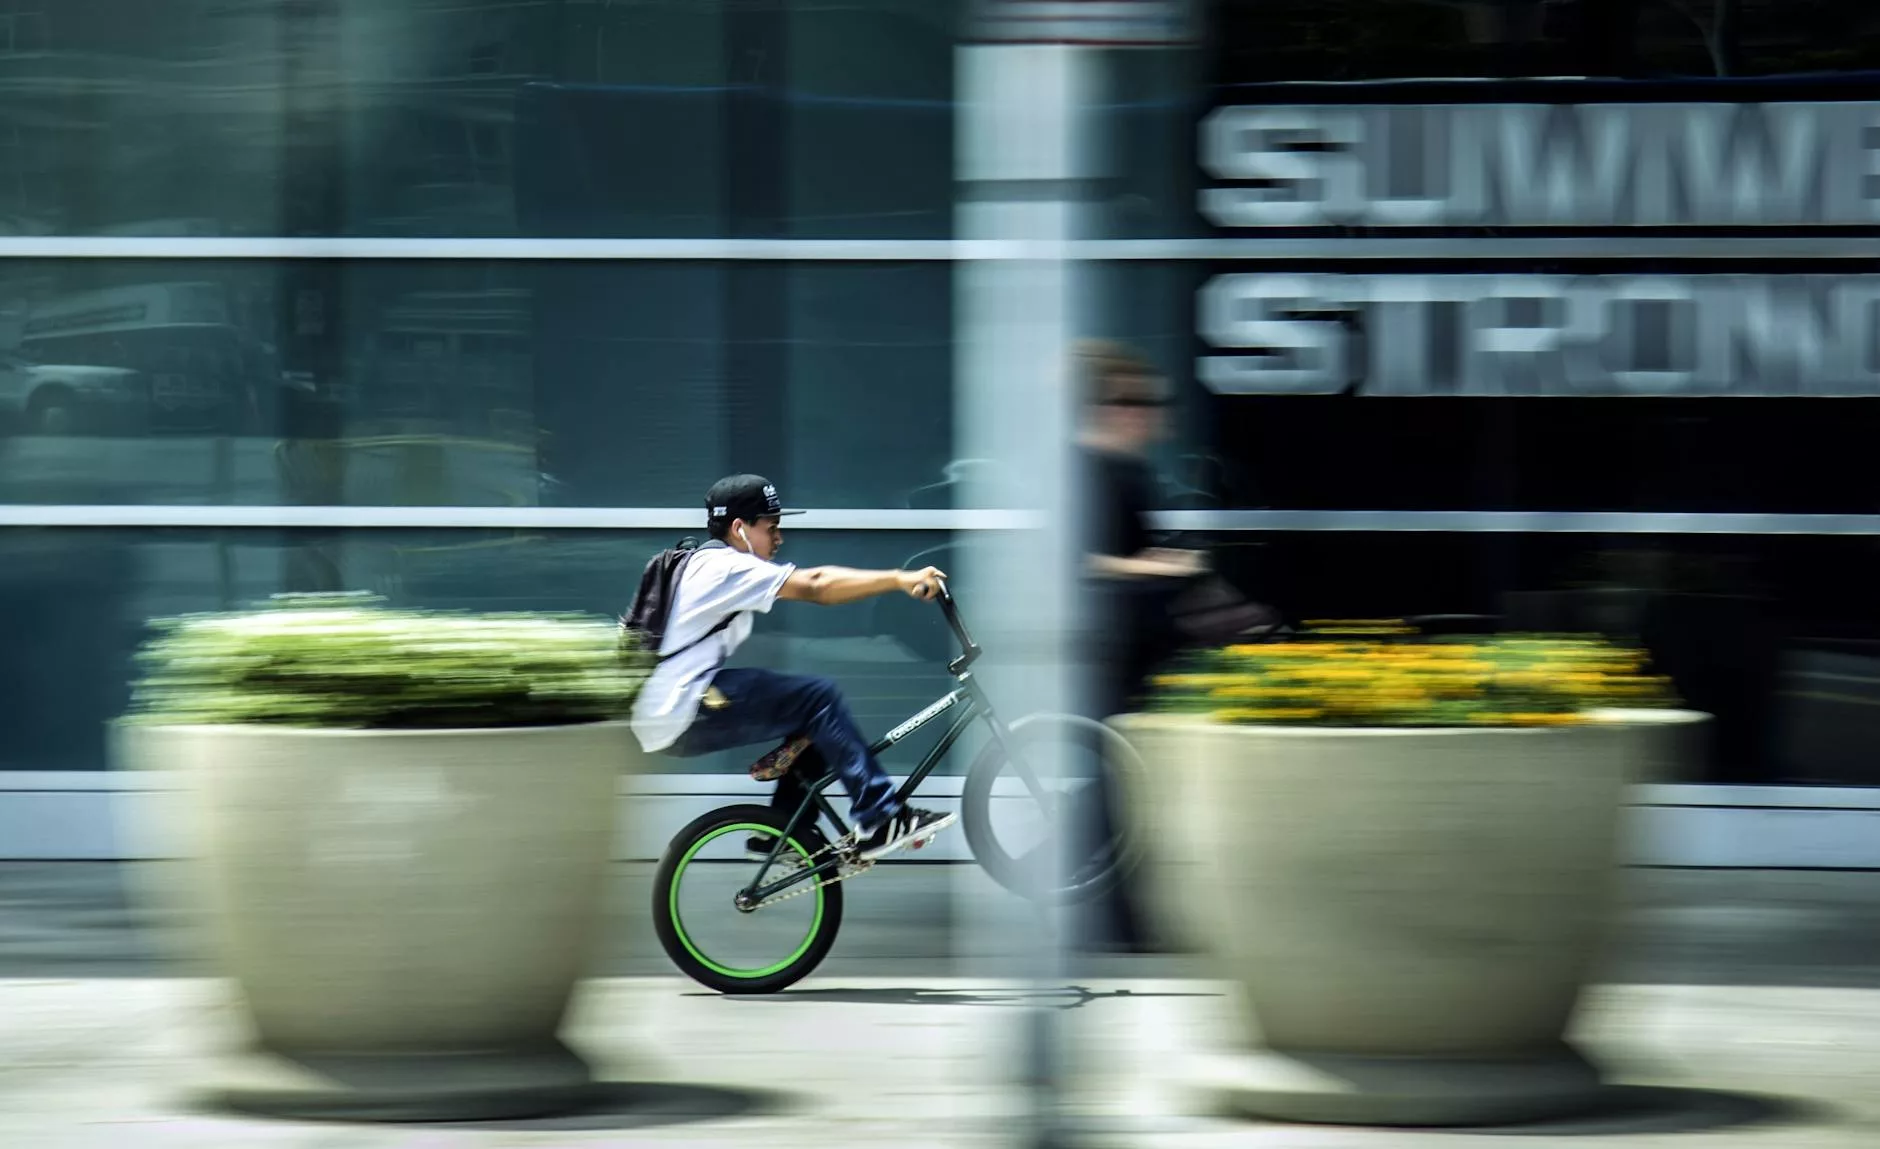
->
xmin=0 ymin=260 xmax=954 ymax=509
xmin=0 ymin=0 xmax=961 ymax=239
xmin=17 ymin=524 xmax=1880 ymax=786
xmin=786 ymin=1 xmax=956 ymax=239
xmin=0 ymin=527 xmax=968 ymax=773
xmin=785 ymin=265 xmax=953 ymax=506
xmin=1206 ymin=0 xmax=1880 ymax=85
xmin=1105 ymin=262 xmax=1880 ymax=514
xmin=1201 ymin=529 xmax=1880 ymax=787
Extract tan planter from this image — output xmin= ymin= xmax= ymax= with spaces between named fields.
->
xmin=1112 ymin=708 xmax=1707 ymax=1127
xmin=113 ymin=720 xmax=636 ymax=1121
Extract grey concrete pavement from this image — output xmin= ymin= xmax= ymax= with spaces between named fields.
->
xmin=1064 ymin=979 xmax=1880 ymax=1147
xmin=4 ymin=862 xmax=1880 ymax=987
xmin=3 ymin=975 xmax=1879 ymax=1148
xmin=3 ymin=864 xmax=1880 ymax=1146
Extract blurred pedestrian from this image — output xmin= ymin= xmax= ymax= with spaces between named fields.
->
xmin=1076 ymin=341 xmax=1213 ymax=719
xmin=1071 ymin=341 xmax=1211 ymax=953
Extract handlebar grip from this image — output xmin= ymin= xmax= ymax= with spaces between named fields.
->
xmin=936 ymin=582 xmax=980 ymax=658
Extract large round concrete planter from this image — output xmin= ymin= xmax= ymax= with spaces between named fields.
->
xmin=114 ymin=720 xmax=636 ymax=1122
xmin=1112 ymin=708 xmax=1707 ymax=1127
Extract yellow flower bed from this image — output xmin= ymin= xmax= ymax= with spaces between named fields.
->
xmin=1148 ymin=622 xmax=1677 ymax=728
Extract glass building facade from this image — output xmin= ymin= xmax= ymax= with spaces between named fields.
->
xmin=3 ymin=0 xmax=1879 ymax=789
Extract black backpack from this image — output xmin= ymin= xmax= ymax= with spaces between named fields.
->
xmin=618 ymin=537 xmax=737 ymax=662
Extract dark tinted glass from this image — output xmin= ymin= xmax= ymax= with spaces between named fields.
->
xmin=0 ymin=527 xmax=967 ymax=774
xmin=1209 ymin=0 xmax=1880 ymax=85
xmin=1208 ymin=528 xmax=1880 ymax=786
xmin=1080 ymin=263 xmax=1880 ymax=515
xmin=0 ymin=261 xmax=954 ymax=509
xmin=0 ymin=0 xmax=956 ymax=238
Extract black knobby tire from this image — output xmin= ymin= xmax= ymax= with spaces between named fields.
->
xmin=960 ymin=714 xmax=1146 ymax=905
xmin=652 ymin=803 xmax=844 ymax=995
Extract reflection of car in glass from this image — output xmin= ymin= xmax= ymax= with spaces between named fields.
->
xmin=0 ymin=349 xmax=147 ymax=435
xmin=17 ymin=281 xmax=272 ymax=433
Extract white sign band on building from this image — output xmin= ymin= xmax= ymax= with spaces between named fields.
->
xmin=1199 ymin=273 xmax=1880 ymax=397
xmin=1201 ymin=100 xmax=1880 ymax=229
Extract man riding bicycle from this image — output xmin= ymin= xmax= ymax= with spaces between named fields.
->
xmin=629 ymin=473 xmax=957 ymax=862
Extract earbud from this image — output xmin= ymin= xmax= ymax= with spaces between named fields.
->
xmin=737 ymin=523 xmax=751 ymax=549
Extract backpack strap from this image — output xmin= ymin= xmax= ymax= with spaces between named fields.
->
xmin=658 ymin=610 xmax=737 ymax=662
xmin=654 ymin=537 xmax=741 ymax=663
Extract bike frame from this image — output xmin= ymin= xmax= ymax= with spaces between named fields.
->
xmin=738 ymin=585 xmax=1043 ymax=906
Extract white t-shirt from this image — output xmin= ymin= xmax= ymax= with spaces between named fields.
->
xmin=629 ymin=546 xmax=796 ymax=753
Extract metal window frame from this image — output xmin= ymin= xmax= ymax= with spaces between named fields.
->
xmin=2 ymin=236 xmax=1880 ymax=260
xmin=7 ymin=506 xmax=1880 ymax=534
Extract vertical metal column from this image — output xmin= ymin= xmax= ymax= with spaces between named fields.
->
xmin=958 ymin=9 xmax=1195 ymax=1142
xmin=955 ymin=37 xmax=1098 ymax=1149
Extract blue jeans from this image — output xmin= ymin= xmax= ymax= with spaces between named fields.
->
xmin=665 ymin=668 xmax=902 ymax=831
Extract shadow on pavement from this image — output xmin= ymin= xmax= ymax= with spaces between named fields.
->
xmin=427 ymin=1081 xmax=798 ymax=1131
xmin=710 ymin=984 xmax=1224 ymax=1010
xmin=1457 ymin=1085 xmax=1825 ymax=1137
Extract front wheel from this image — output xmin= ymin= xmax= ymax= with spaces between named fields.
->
xmin=961 ymin=713 xmax=1147 ymax=905
xmin=652 ymin=804 xmax=844 ymax=994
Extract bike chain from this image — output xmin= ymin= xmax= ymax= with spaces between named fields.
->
xmin=745 ymin=826 xmax=949 ymax=911
xmin=745 ymin=840 xmax=874 ymax=911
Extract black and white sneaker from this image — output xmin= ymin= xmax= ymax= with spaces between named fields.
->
xmin=853 ymin=807 xmax=957 ymax=863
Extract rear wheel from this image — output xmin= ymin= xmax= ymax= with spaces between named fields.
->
xmin=961 ymin=713 xmax=1147 ymax=905
xmin=652 ymin=804 xmax=844 ymax=995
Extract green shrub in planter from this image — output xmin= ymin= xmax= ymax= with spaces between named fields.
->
xmin=117 ymin=592 xmax=662 ymax=1121
xmin=129 ymin=592 xmax=656 ymax=730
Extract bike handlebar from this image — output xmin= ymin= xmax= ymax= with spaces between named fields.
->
xmin=934 ymin=581 xmax=982 ymax=675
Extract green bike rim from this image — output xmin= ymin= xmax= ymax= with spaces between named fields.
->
xmin=668 ymin=822 xmax=825 ymax=980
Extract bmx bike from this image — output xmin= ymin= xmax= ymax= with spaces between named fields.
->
xmin=651 ymin=583 xmax=1147 ymax=994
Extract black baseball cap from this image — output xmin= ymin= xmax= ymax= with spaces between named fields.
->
xmin=705 ymin=474 xmax=804 ymax=527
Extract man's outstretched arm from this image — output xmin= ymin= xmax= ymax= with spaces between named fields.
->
xmin=779 ymin=564 xmax=946 ymax=606
xmin=1087 ymin=547 xmax=1208 ymax=581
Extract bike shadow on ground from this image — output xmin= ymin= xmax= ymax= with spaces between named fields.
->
xmin=706 ymin=985 xmax=1224 ymax=1010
